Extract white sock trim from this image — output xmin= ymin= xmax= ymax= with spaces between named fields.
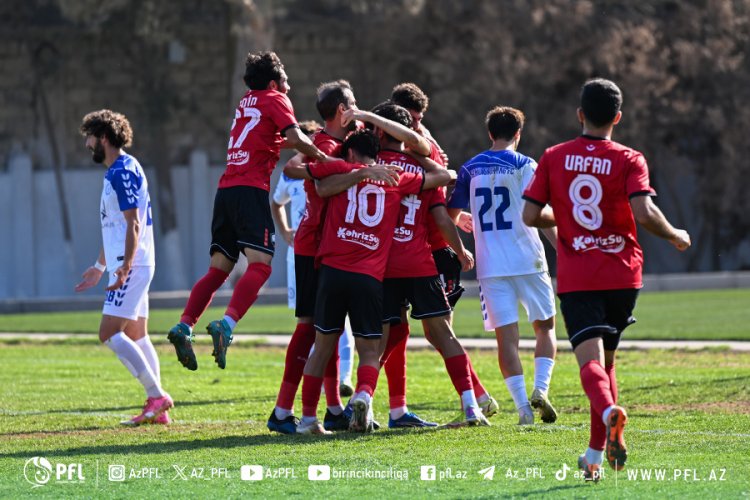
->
xmin=106 ymin=332 xmax=164 ymax=398
xmin=504 ymin=374 xmax=529 ymax=410
xmin=602 ymin=405 xmax=616 ymax=426
xmin=534 ymin=357 xmax=555 ymax=393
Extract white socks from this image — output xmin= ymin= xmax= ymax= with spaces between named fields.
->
xmin=135 ymin=335 xmax=161 ymax=384
xmin=275 ymin=407 xmax=293 ymax=420
xmin=106 ymin=332 xmax=164 ymax=399
xmin=586 ymin=447 xmax=604 ymax=465
xmin=534 ymin=357 xmax=555 ymax=393
xmin=223 ymin=315 xmax=237 ymax=331
xmin=505 ymin=375 xmax=531 ymax=412
xmin=602 ymin=405 xmax=616 ymax=425
xmin=461 ymin=390 xmax=479 ymax=411
xmin=390 ymin=406 xmax=408 ymax=420
xmin=328 ymin=405 xmax=344 ymax=416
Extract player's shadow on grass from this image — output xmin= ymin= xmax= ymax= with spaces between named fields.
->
xmin=1 ymin=428 xmax=414 ymax=458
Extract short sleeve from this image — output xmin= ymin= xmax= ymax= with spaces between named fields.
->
xmin=111 ymin=169 xmax=141 ymax=211
xmin=446 ymin=164 xmax=471 ymax=209
xmin=520 ymin=158 xmax=538 ymax=192
xmin=625 ymin=151 xmax=656 ymax=198
xmin=398 ymin=172 xmax=424 ymax=196
xmin=522 ymin=151 xmax=550 ymax=207
xmin=308 ymin=159 xmax=354 ymax=179
xmin=272 ymin=175 xmax=291 ymax=205
xmin=269 ymin=93 xmax=298 ymax=134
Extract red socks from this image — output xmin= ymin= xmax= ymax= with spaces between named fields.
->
xmin=180 ymin=267 xmax=229 ymax=326
xmin=606 ymin=363 xmax=618 ymax=403
xmin=589 ymin=363 xmax=618 ymax=450
xmin=225 ymin=262 xmax=272 ymax=322
xmin=468 ymin=357 xmax=487 ymax=399
xmin=443 ymin=353 xmax=473 ymax=395
xmin=580 ymin=360 xmax=615 ymax=418
xmin=324 ymin=343 xmax=342 ymax=408
xmin=356 ymin=365 xmax=380 ymax=397
xmin=382 ymin=323 xmax=409 ymax=409
xmin=301 ymin=374 xmax=323 ymax=418
xmin=275 ymin=322 xmax=316 ymax=410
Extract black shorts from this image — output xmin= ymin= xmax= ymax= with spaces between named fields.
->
xmin=383 ymin=276 xmax=452 ymax=324
xmin=433 ymin=247 xmax=465 ymax=307
xmin=558 ymin=288 xmax=640 ymax=350
xmin=294 ymin=254 xmax=317 ymax=318
xmin=314 ymin=265 xmax=383 ymax=339
xmin=210 ymin=186 xmax=275 ymax=261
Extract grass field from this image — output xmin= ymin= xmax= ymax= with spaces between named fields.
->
xmin=1 ymin=341 xmax=749 ymax=498
xmin=1 ymin=288 xmax=749 ymax=340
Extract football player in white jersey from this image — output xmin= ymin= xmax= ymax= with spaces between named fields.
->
xmin=272 ymin=120 xmax=356 ymax=398
xmin=75 ymin=110 xmax=173 ymax=426
xmin=447 ymin=106 xmax=558 ymax=425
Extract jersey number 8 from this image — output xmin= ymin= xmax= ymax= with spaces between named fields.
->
xmin=569 ymin=174 xmax=603 ymax=230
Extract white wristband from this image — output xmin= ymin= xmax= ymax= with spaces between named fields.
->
xmin=93 ymin=261 xmax=106 ymax=272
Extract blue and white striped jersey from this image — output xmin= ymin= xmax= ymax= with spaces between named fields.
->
xmin=100 ymin=154 xmax=155 ymax=270
xmin=448 ymin=149 xmax=547 ymax=279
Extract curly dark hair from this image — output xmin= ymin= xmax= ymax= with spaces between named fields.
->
xmin=342 ymin=129 xmax=380 ymax=161
xmin=371 ymin=102 xmax=412 ymax=143
xmin=391 ymin=82 xmax=429 ymax=113
xmin=485 ymin=106 xmax=525 ymax=141
xmin=243 ymin=51 xmax=285 ymax=90
xmin=79 ymin=109 xmax=133 ymax=148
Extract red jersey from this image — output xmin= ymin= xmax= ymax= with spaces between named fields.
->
xmin=523 ymin=136 xmax=655 ymax=293
xmin=377 ymin=150 xmax=444 ymax=278
xmin=426 ymin=139 xmax=450 ymax=251
xmin=219 ymin=89 xmax=298 ymax=191
xmin=311 ymin=160 xmax=424 ymax=281
xmin=294 ymin=130 xmax=343 ymax=256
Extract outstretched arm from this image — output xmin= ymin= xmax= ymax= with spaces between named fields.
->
xmin=522 ymin=201 xmax=556 ymax=228
xmin=284 ymin=126 xmax=336 ymax=162
xmin=342 ymin=109 xmax=431 ymax=156
xmin=630 ymin=196 xmax=691 ymax=250
xmin=316 ymin=165 xmax=402 ymax=198
xmin=423 ymin=169 xmax=456 ymax=190
xmin=431 ymin=205 xmax=474 ymax=271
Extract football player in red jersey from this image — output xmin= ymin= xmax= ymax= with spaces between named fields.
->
xmin=295 ymin=130 xmax=455 ymax=434
xmin=167 ymin=51 xmax=333 ymax=371
xmin=391 ymin=83 xmax=499 ymax=419
xmin=269 ymin=80 xmax=362 ymax=434
xmin=523 ymin=78 xmax=691 ymax=478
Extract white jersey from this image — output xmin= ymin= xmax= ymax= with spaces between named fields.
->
xmin=448 ymin=149 xmax=547 ymax=279
xmin=100 ymin=154 xmax=155 ymax=270
xmin=272 ymin=173 xmax=306 ymax=231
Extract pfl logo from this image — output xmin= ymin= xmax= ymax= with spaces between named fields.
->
xmin=24 ymin=456 xmax=85 ymax=488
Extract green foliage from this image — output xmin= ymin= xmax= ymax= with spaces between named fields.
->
xmin=0 ymin=345 xmax=748 ymax=497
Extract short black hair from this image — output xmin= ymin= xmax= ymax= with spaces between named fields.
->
xmin=342 ymin=129 xmax=380 ymax=161
xmin=243 ymin=51 xmax=285 ymax=90
xmin=391 ymin=82 xmax=429 ymax=113
xmin=316 ymin=80 xmax=353 ymax=120
xmin=485 ymin=106 xmax=525 ymax=141
xmin=580 ymin=78 xmax=623 ymax=127
xmin=80 ymin=109 xmax=133 ymax=148
xmin=371 ymin=102 xmax=412 ymax=143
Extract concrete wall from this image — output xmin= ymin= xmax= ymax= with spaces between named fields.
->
xmin=0 ymin=151 xmax=292 ymax=300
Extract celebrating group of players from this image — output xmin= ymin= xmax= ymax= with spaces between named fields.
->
xmin=77 ymin=50 xmax=690 ymax=481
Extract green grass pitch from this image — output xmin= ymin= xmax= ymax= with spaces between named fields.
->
xmin=1 ymin=288 xmax=749 ymax=340
xmin=1 ymin=342 xmax=749 ymax=497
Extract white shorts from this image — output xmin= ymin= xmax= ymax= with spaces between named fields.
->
xmin=102 ymin=266 xmax=154 ymax=321
xmin=478 ymin=272 xmax=555 ymax=331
